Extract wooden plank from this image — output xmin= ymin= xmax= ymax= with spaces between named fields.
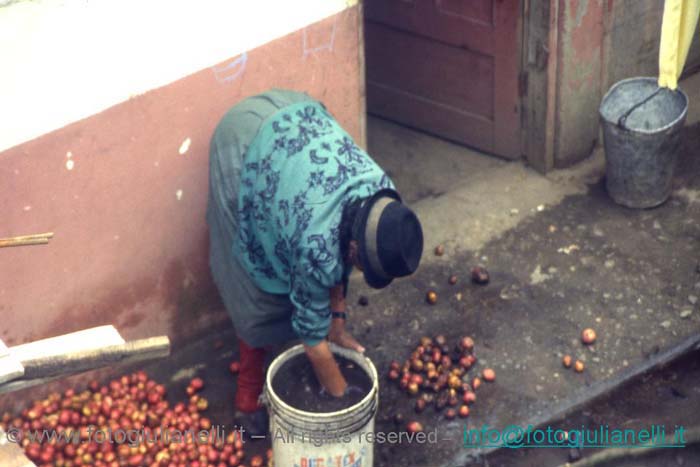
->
xmin=0 ymin=341 xmax=24 ymax=385
xmin=0 ymin=336 xmax=170 ymax=394
xmin=19 ymin=336 xmax=170 ymax=380
xmin=492 ymin=0 xmax=523 ymax=158
xmin=365 ymin=0 xmax=496 ymax=54
xmin=367 ymin=81 xmax=494 ymax=151
xmin=0 ymin=432 xmax=36 ymax=467
xmin=0 ymin=232 xmax=53 ymax=249
xmin=365 ymin=22 xmax=495 ymax=118
xmin=9 ymin=325 xmax=124 ymax=365
xmin=522 ymin=0 xmax=555 ymax=172
xmin=0 ymin=238 xmax=48 ymax=248
xmin=436 ymin=0 xmax=493 ymax=25
xmin=543 ymin=0 xmax=559 ymax=171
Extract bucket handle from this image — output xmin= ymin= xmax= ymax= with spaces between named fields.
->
xmin=617 ymin=87 xmax=663 ymax=130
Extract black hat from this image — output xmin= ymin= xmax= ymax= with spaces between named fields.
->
xmin=352 ymin=189 xmax=424 ymax=289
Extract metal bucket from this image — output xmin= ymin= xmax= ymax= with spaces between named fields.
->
xmin=599 ymin=77 xmax=688 ymax=208
xmin=263 ymin=344 xmax=379 ymax=467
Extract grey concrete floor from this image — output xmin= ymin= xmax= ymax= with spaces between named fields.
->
xmin=352 ymin=72 xmax=700 ymax=467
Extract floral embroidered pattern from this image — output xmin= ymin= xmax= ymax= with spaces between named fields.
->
xmin=235 ymin=101 xmax=394 ymax=343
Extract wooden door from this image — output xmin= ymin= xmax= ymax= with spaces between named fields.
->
xmin=365 ymin=0 xmax=522 ymax=159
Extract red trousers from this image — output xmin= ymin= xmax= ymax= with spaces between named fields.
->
xmin=235 ymin=338 xmax=267 ymax=412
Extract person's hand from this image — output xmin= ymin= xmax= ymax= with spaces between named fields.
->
xmin=304 ymin=340 xmax=347 ymax=397
xmin=328 ymin=318 xmax=365 ymax=353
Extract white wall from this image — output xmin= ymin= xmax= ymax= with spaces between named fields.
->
xmin=0 ymin=0 xmax=356 ymax=153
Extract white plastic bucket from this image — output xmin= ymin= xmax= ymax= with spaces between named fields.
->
xmin=262 ymin=343 xmax=379 ymax=467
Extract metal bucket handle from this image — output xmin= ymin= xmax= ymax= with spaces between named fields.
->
xmin=616 ymin=86 xmax=663 ymax=131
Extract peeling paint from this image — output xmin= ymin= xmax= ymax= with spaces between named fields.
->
xmin=567 ymin=0 xmax=603 ymax=66
xmin=571 ymin=0 xmax=590 ymax=28
xmin=66 ymin=159 xmax=75 ymax=170
xmin=178 ymin=137 xmax=191 ymax=155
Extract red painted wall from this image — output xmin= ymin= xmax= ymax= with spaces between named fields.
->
xmin=0 ymin=7 xmax=363 ymax=350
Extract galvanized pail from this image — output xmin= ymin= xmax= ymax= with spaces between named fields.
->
xmin=599 ymin=77 xmax=688 ymax=208
xmin=263 ymin=344 xmax=379 ymax=467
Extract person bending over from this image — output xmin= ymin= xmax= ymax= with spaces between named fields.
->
xmin=207 ymin=89 xmax=423 ymax=434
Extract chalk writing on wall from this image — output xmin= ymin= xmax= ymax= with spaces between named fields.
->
xmin=212 ymin=52 xmax=248 ymax=83
xmin=303 ymin=17 xmax=338 ymax=58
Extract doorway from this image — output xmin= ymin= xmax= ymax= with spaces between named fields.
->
xmin=364 ymin=0 xmax=522 ymax=160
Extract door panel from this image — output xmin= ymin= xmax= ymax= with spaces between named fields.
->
xmin=365 ymin=23 xmax=494 ymax=118
xmin=437 ymin=0 xmax=493 ymax=24
xmin=365 ymin=0 xmax=521 ymax=159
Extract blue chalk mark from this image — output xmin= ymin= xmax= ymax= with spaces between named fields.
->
xmin=302 ymin=18 xmax=337 ymax=58
xmin=212 ymin=52 xmax=248 ymax=83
